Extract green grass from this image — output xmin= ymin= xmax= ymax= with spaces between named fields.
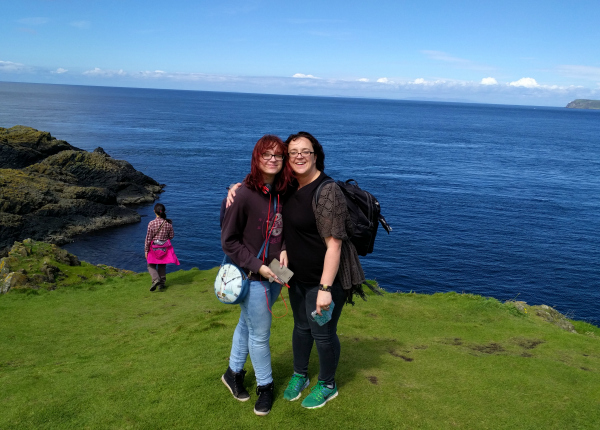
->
xmin=1 ymin=269 xmax=599 ymax=429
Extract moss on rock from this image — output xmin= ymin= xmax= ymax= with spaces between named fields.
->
xmin=0 ymin=125 xmax=80 ymax=169
xmin=0 ymin=240 xmax=134 ymax=293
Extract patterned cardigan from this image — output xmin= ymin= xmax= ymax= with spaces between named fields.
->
xmin=312 ymin=181 xmax=367 ymax=304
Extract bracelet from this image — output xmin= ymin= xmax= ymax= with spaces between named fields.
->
xmin=319 ymin=284 xmax=330 ymax=292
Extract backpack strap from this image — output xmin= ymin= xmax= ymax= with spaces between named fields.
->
xmin=313 ymin=178 xmax=335 ymax=207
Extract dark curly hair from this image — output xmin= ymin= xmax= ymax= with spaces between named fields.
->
xmin=284 ymin=131 xmax=325 ymax=172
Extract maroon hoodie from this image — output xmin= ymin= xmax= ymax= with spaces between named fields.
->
xmin=221 ymin=184 xmax=284 ymax=279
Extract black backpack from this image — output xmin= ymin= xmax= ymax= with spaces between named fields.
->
xmin=314 ymin=178 xmax=392 ymax=256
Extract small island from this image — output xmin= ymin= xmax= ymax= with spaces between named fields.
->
xmin=565 ymin=99 xmax=600 ymax=109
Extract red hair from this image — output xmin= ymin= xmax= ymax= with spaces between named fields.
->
xmin=244 ymin=135 xmax=292 ymax=194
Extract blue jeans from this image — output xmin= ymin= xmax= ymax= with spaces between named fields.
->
xmin=229 ymin=280 xmax=282 ymax=386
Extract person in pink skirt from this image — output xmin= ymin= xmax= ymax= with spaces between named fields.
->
xmin=145 ymin=203 xmax=178 ymax=291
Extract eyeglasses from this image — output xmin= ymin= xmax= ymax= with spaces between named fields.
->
xmin=261 ymin=153 xmax=285 ymax=161
xmin=288 ymin=150 xmax=315 ymax=158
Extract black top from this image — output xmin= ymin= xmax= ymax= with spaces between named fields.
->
xmin=282 ymin=172 xmax=330 ymax=284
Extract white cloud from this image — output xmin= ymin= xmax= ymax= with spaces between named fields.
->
xmin=137 ymin=70 xmax=167 ymax=77
xmin=292 ymin=73 xmax=319 ymax=79
xmin=12 ymin=61 xmax=593 ymax=106
xmin=83 ymin=68 xmax=127 ymax=77
xmin=509 ymin=77 xmax=539 ymax=88
xmin=481 ymin=77 xmax=498 ymax=85
xmin=70 ymin=21 xmax=91 ymax=29
xmin=17 ymin=17 xmax=49 ymax=25
xmin=410 ymin=78 xmax=461 ymax=87
xmin=133 ymin=70 xmax=242 ymax=83
xmin=0 ymin=60 xmax=27 ymax=72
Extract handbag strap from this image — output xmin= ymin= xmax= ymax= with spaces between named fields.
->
xmin=150 ymin=220 xmax=167 ymax=242
xmin=256 ymin=198 xmax=278 ymax=260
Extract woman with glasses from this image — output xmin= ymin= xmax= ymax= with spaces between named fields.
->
xmin=220 ymin=134 xmax=292 ymax=416
xmin=227 ymin=131 xmax=363 ymax=410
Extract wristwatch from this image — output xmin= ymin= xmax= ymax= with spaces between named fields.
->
xmin=319 ymin=284 xmax=330 ymax=292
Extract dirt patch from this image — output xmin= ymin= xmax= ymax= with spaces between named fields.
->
xmin=414 ymin=345 xmax=429 ymax=350
xmin=470 ymin=342 xmax=505 ymax=354
xmin=441 ymin=338 xmax=463 ymax=346
xmin=367 ymin=376 xmax=379 ymax=385
xmin=514 ymin=338 xmax=545 ymax=350
xmin=389 ymin=350 xmax=402 ymax=358
xmin=389 ymin=350 xmax=413 ymax=361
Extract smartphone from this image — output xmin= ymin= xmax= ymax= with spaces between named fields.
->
xmin=311 ymin=302 xmax=335 ymax=326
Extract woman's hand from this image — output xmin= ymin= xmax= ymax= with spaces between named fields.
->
xmin=258 ymin=264 xmax=282 ymax=284
xmin=226 ymin=183 xmax=242 ymax=208
xmin=315 ymin=236 xmax=341 ymax=314
xmin=145 ymin=251 xmax=148 ymax=260
xmin=279 ymin=250 xmax=288 ymax=267
xmin=315 ymin=290 xmax=332 ymax=315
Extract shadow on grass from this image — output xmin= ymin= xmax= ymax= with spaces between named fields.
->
xmin=270 ymin=334 xmax=400 ymax=392
xmin=164 ymin=268 xmax=216 ymax=289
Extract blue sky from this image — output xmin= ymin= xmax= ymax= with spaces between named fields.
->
xmin=2 ymin=0 xmax=600 ymax=106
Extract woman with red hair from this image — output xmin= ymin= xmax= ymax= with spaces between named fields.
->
xmin=220 ymin=134 xmax=292 ymax=416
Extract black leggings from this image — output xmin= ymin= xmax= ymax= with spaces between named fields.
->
xmin=288 ymin=279 xmax=345 ymax=385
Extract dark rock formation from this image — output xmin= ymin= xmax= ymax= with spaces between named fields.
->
xmin=0 ymin=125 xmax=77 ymax=169
xmin=0 ymin=126 xmax=164 ymax=251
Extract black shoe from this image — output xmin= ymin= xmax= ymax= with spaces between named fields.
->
xmin=221 ymin=367 xmax=250 ymax=401
xmin=150 ymin=280 xmax=160 ymax=292
xmin=254 ymin=382 xmax=274 ymax=416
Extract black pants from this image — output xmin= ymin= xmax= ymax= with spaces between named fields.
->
xmin=288 ymin=279 xmax=345 ymax=385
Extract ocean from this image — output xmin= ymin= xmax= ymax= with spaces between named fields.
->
xmin=1 ymin=81 xmax=599 ymax=322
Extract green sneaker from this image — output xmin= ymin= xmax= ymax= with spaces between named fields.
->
xmin=283 ymin=373 xmax=310 ymax=401
xmin=301 ymin=381 xmax=338 ymax=409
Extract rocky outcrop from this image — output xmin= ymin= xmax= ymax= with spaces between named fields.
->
xmin=0 ymin=126 xmax=164 ymax=251
xmin=565 ymin=99 xmax=600 ymax=109
xmin=0 ymin=239 xmax=133 ymax=293
xmin=0 ymin=125 xmax=77 ymax=169
xmin=506 ymin=300 xmax=576 ymax=333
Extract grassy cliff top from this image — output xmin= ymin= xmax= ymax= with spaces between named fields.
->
xmin=1 ymin=242 xmax=599 ymax=428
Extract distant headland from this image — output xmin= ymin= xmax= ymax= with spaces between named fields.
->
xmin=565 ymin=99 xmax=600 ymax=109
xmin=0 ymin=125 xmax=164 ymax=253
